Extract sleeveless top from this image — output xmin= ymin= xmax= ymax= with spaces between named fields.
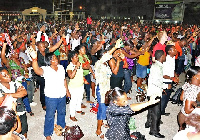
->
xmin=123 ymin=48 xmax=134 ymax=69
xmin=111 ymin=57 xmax=124 ymax=78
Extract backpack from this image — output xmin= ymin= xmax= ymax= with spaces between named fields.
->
xmin=171 ymin=88 xmax=183 ymax=106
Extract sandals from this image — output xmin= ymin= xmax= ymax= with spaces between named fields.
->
xmin=29 ymin=112 xmax=34 ymax=116
xmin=96 ymin=133 xmax=104 ymax=139
xmin=81 ymin=104 xmax=87 ymax=108
xmin=76 ymin=111 xmax=85 ymax=115
xmin=70 ymin=116 xmax=78 ymax=121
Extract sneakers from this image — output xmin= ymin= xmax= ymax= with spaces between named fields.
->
xmin=30 ymin=102 xmax=37 ymax=106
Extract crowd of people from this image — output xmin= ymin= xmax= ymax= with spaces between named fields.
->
xmin=0 ymin=18 xmax=200 ymax=140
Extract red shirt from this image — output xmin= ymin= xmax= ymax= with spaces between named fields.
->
xmin=87 ymin=17 xmax=92 ymax=24
xmin=152 ymin=42 xmax=166 ymax=57
xmin=175 ymin=41 xmax=182 ymax=59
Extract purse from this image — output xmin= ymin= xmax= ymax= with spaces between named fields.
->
xmin=62 ymin=125 xmax=84 ymax=140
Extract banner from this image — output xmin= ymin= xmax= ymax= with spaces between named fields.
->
xmin=154 ymin=1 xmax=184 ymax=21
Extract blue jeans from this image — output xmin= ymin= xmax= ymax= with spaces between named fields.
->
xmin=96 ymin=85 xmax=107 ymax=120
xmin=44 ymin=96 xmax=66 ymax=137
xmin=175 ymin=59 xmax=185 ymax=75
xmin=22 ymin=81 xmax=31 ymax=113
xmin=123 ymin=69 xmax=132 ymax=93
xmin=84 ymin=74 xmax=91 ymax=101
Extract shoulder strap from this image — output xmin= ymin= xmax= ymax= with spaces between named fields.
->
xmin=14 ymin=83 xmax=17 ymax=92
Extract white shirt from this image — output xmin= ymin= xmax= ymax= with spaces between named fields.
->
xmin=0 ymin=81 xmax=22 ymax=97
xmin=36 ymin=31 xmax=49 ymax=43
xmin=70 ymin=38 xmax=80 ymax=50
xmin=163 ymin=55 xmax=175 ymax=88
xmin=147 ymin=61 xmax=164 ymax=97
xmin=41 ymin=65 xmax=66 ymax=98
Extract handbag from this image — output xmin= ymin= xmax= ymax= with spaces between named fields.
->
xmin=62 ymin=125 xmax=84 ymax=140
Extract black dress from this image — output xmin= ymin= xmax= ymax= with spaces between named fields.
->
xmin=105 ymin=103 xmax=134 ymax=140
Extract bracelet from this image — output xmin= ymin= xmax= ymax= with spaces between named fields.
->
xmin=101 ymin=41 xmax=105 ymax=45
xmin=32 ymin=58 xmax=37 ymax=61
xmin=122 ymin=58 xmax=126 ymax=61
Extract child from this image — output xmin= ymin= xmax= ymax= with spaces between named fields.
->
xmin=104 ymin=87 xmax=159 ymax=140
xmin=145 ymin=50 xmax=166 ymax=138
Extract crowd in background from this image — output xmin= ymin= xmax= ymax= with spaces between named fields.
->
xmin=0 ymin=18 xmax=200 ymax=140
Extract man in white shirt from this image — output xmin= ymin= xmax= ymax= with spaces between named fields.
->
xmin=145 ymin=50 xmax=166 ymax=138
xmin=161 ymin=45 xmax=179 ymax=116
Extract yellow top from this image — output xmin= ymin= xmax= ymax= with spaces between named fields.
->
xmin=137 ymin=51 xmax=150 ymax=66
xmin=66 ymin=62 xmax=84 ymax=88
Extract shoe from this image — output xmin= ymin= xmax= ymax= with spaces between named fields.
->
xmin=145 ymin=123 xmax=150 ymax=128
xmin=96 ymin=133 xmax=104 ymax=139
xmin=76 ymin=111 xmax=85 ymax=115
xmin=29 ymin=112 xmax=34 ymax=116
xmin=30 ymin=102 xmax=37 ymax=106
xmin=70 ymin=116 xmax=78 ymax=121
xmin=149 ymin=132 xmax=165 ymax=138
xmin=161 ymin=113 xmax=170 ymax=116
xmin=46 ymin=136 xmax=52 ymax=140
xmin=81 ymin=104 xmax=87 ymax=108
xmin=42 ymin=106 xmax=46 ymax=111
xmin=87 ymin=101 xmax=94 ymax=104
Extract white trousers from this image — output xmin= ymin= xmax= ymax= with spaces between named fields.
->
xmin=69 ymin=85 xmax=84 ymax=117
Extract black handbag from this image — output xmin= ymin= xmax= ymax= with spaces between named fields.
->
xmin=66 ymin=97 xmax=71 ymax=104
xmin=62 ymin=125 xmax=84 ymax=140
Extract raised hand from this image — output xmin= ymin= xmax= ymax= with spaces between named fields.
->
xmin=149 ymin=96 xmax=160 ymax=105
xmin=27 ymin=47 xmax=37 ymax=59
xmin=115 ymin=38 xmax=123 ymax=49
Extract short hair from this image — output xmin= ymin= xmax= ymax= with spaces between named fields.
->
xmin=0 ymin=106 xmax=17 ymax=135
xmin=44 ymin=53 xmax=55 ymax=66
xmin=68 ymin=51 xmax=78 ymax=63
xmin=155 ymin=50 xmax=164 ymax=60
xmin=124 ymin=39 xmax=134 ymax=48
xmin=16 ymin=41 xmax=23 ymax=49
xmin=0 ymin=67 xmax=7 ymax=72
xmin=165 ymin=45 xmax=174 ymax=55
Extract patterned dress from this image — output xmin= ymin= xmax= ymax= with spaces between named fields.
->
xmin=105 ymin=103 xmax=134 ymax=140
xmin=7 ymin=58 xmax=25 ymax=81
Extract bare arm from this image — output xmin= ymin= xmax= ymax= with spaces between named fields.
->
xmin=64 ymin=79 xmax=71 ymax=97
xmin=130 ymin=96 xmax=159 ymax=112
xmin=184 ymin=100 xmax=195 ymax=114
xmin=4 ymin=86 xmax=27 ymax=98
xmin=67 ymin=62 xmax=80 ymax=79
xmin=1 ymin=43 xmax=8 ymax=65
xmin=32 ymin=60 xmax=44 ymax=76
xmin=28 ymin=47 xmax=44 ymax=76
xmin=49 ymin=38 xmax=63 ymax=52
xmin=109 ymin=58 xmax=120 ymax=75
xmin=122 ymin=49 xmax=141 ymax=58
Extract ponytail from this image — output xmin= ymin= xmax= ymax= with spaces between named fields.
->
xmin=105 ymin=87 xmax=125 ymax=105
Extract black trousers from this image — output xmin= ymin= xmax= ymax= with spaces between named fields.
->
xmin=110 ymin=76 xmax=123 ymax=89
xmin=146 ymin=96 xmax=161 ymax=134
xmin=36 ymin=76 xmax=45 ymax=107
